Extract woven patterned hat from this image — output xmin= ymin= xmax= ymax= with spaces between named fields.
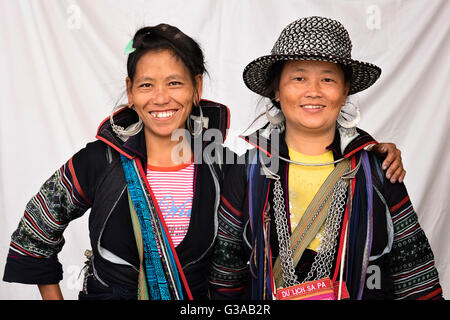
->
xmin=243 ymin=16 xmax=381 ymax=96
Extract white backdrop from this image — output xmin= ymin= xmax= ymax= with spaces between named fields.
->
xmin=0 ymin=0 xmax=449 ymax=300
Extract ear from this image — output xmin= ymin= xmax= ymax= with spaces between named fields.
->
xmin=193 ymin=74 xmax=203 ymax=106
xmin=274 ymin=89 xmax=280 ymax=102
xmin=344 ymin=82 xmax=350 ymax=97
xmin=341 ymin=83 xmax=350 ymax=106
xmin=126 ymin=77 xmax=133 ymax=107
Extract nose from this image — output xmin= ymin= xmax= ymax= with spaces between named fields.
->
xmin=152 ymin=85 xmax=170 ymax=105
xmin=305 ymin=80 xmax=322 ymax=98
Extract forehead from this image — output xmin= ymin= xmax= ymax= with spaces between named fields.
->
xmin=283 ymin=59 xmax=342 ymax=73
xmin=135 ymin=49 xmax=189 ymax=76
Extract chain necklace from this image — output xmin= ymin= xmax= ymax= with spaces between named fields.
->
xmin=303 ymin=178 xmax=348 ymax=282
xmin=260 ymin=151 xmax=361 ymax=288
xmin=272 ymin=177 xmax=348 ymax=287
xmin=278 ymin=155 xmax=345 ymax=167
xmin=264 ymin=154 xmax=360 ymax=288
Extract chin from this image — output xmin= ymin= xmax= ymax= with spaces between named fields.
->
xmin=297 ymin=120 xmax=326 ymax=130
xmin=149 ymin=123 xmax=189 ymax=138
xmin=288 ymin=119 xmax=335 ymax=133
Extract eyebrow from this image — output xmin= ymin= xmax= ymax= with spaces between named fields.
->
xmin=135 ymin=74 xmax=186 ymax=82
xmin=321 ymin=69 xmax=338 ymax=75
xmin=135 ymin=76 xmax=154 ymax=82
xmin=292 ymin=67 xmax=338 ymax=74
xmin=166 ymin=74 xmax=185 ymax=81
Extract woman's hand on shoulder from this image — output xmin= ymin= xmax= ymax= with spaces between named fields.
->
xmin=372 ymin=142 xmax=406 ymax=184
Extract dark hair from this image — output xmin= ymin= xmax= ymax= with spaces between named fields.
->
xmin=262 ymin=61 xmax=285 ymax=109
xmin=127 ymin=24 xmax=207 ymax=86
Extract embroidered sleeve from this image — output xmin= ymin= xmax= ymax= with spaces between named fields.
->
xmin=209 ymin=161 xmax=249 ymax=299
xmin=386 ymin=182 xmax=443 ymax=300
xmin=9 ymin=159 xmax=91 ymax=259
xmin=3 ymin=141 xmax=104 ymax=284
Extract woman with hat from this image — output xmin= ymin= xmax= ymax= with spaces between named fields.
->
xmin=209 ymin=16 xmax=443 ymax=300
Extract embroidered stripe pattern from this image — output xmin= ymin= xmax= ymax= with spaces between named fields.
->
xmin=209 ymin=195 xmax=248 ymax=293
xmin=9 ymin=159 xmax=91 ymax=258
xmin=389 ymin=196 xmax=442 ymax=299
xmin=147 ymin=163 xmax=194 ymax=247
xmin=121 ymin=156 xmax=172 ymax=300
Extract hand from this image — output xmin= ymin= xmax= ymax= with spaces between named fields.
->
xmin=372 ymin=143 xmax=406 ymax=184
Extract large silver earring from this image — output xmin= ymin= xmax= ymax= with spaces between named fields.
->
xmin=266 ymin=103 xmax=285 ymax=133
xmin=110 ymin=104 xmax=143 ymax=142
xmin=337 ymin=100 xmax=360 ymax=141
xmin=187 ymin=104 xmax=204 ymax=136
xmin=337 ymin=100 xmax=360 ymax=129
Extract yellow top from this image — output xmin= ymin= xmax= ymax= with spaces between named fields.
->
xmin=288 ymin=148 xmax=334 ymax=252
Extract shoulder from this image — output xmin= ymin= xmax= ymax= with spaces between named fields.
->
xmin=71 ymin=139 xmax=113 ymax=170
xmin=73 ymin=139 xmax=108 ymax=159
xmin=69 ymin=139 xmax=120 ymax=200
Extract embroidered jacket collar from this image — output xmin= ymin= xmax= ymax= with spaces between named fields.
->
xmin=241 ymin=123 xmax=378 ymax=161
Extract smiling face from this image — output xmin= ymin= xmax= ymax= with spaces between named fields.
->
xmin=275 ymin=60 xmax=349 ymax=137
xmin=126 ymin=49 xmax=202 ymax=139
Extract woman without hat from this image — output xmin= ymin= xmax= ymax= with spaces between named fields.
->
xmin=3 ymin=24 xmax=231 ymax=300
xmin=209 ymin=16 xmax=443 ymax=300
xmin=3 ymin=21 xmax=403 ymax=300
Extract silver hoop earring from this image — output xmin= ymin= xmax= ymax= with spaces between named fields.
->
xmin=266 ymin=103 xmax=285 ymax=125
xmin=110 ymin=104 xmax=143 ymax=142
xmin=187 ymin=104 xmax=204 ymax=136
xmin=265 ymin=103 xmax=285 ymax=134
xmin=337 ymin=101 xmax=360 ymax=129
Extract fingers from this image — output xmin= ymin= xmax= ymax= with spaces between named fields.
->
xmin=375 ymin=143 xmax=406 ymax=184
xmin=380 ymin=143 xmax=398 ymax=170
xmin=384 ymin=149 xmax=405 ymax=183
xmin=398 ymin=168 xmax=406 ymax=183
xmin=386 ymin=161 xmax=406 ymax=183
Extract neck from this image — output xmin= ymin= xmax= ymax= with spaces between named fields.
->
xmin=284 ymin=124 xmax=336 ymax=156
xmin=144 ymin=129 xmax=192 ymax=167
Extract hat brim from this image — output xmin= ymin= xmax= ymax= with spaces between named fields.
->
xmin=243 ymin=53 xmax=381 ymax=97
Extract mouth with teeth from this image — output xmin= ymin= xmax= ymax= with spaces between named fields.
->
xmin=300 ymin=104 xmax=326 ymax=113
xmin=301 ymin=105 xmax=325 ymax=109
xmin=149 ymin=109 xmax=178 ymax=119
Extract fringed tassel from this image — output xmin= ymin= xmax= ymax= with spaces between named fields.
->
xmin=347 ymin=176 xmax=360 ymax=289
xmin=356 ymin=151 xmax=374 ymax=299
xmin=346 ymin=151 xmax=375 ymax=300
xmin=344 ymin=172 xmax=354 ymax=288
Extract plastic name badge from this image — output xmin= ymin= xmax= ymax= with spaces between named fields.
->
xmin=276 ymin=277 xmax=350 ymax=300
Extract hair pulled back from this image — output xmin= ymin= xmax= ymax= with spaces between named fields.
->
xmin=127 ymin=24 xmax=207 ymax=85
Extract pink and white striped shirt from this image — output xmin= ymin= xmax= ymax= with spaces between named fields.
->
xmin=146 ymin=162 xmax=194 ymax=247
